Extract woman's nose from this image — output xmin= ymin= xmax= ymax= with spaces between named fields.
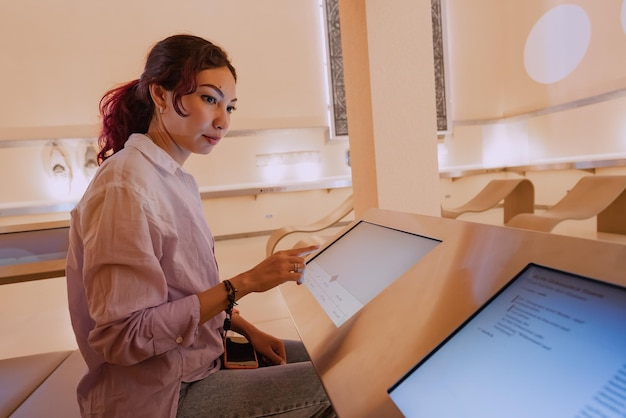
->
xmin=214 ymin=110 xmax=229 ymax=133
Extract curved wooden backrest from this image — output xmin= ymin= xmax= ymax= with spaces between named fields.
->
xmin=506 ymin=175 xmax=626 ymax=233
xmin=265 ymin=194 xmax=354 ymax=257
xmin=441 ymin=178 xmax=535 ymax=223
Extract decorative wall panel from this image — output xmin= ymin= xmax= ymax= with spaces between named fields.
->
xmin=324 ymin=0 xmax=449 ymax=137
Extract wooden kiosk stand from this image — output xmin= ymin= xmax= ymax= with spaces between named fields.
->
xmin=279 ymin=208 xmax=626 ymax=417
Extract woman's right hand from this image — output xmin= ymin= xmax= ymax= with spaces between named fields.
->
xmin=235 ymin=245 xmax=319 ymax=293
xmin=197 ymin=245 xmax=319 ymax=324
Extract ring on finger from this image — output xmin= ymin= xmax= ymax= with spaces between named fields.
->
xmin=291 ymin=262 xmax=303 ymax=274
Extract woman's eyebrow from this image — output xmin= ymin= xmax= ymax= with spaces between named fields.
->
xmin=200 ymin=84 xmax=224 ymax=98
xmin=199 ymin=84 xmax=237 ymax=103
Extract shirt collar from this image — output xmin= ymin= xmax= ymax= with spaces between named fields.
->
xmin=125 ymin=133 xmax=182 ymax=175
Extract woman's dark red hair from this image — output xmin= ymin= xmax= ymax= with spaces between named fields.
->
xmin=97 ymin=34 xmax=237 ymax=164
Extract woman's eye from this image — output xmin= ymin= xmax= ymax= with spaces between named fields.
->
xmin=202 ymin=95 xmax=216 ymax=104
xmin=227 ymin=106 xmax=237 ymax=114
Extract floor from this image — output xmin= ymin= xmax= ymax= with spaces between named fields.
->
xmin=1 ymin=210 xmax=625 ymax=360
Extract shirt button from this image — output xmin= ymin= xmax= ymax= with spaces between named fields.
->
xmin=175 ymin=336 xmax=183 ymax=344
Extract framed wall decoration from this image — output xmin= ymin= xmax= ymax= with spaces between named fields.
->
xmin=323 ymin=0 xmax=450 ymax=138
xmin=322 ymin=0 xmax=349 ymax=138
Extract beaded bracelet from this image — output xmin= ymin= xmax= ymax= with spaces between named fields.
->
xmin=222 ymin=279 xmax=238 ymax=335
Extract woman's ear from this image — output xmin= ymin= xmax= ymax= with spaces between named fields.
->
xmin=148 ymin=84 xmax=168 ymax=113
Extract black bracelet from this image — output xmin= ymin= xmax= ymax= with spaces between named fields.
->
xmin=222 ymin=279 xmax=238 ymax=335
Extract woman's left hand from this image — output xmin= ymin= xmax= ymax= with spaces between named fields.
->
xmin=247 ymin=328 xmax=286 ymax=365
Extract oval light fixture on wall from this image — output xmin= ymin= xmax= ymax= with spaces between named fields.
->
xmin=524 ymin=4 xmax=591 ymax=84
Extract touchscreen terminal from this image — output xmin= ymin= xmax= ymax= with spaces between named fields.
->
xmin=388 ymin=263 xmax=626 ymax=418
xmin=301 ymin=220 xmax=441 ymax=327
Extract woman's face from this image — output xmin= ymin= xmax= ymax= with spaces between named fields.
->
xmin=159 ymin=66 xmax=237 ymax=164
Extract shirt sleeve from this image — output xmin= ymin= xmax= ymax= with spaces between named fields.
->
xmin=79 ymin=182 xmax=202 ymax=366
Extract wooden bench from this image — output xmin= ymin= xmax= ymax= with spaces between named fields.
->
xmin=0 ymin=350 xmax=85 ymax=417
xmin=265 ymin=194 xmax=354 ymax=257
xmin=506 ymin=175 xmax=626 ymax=234
xmin=441 ymin=178 xmax=535 ymax=223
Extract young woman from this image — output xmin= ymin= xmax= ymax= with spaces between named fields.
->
xmin=66 ymin=34 xmax=335 ymax=418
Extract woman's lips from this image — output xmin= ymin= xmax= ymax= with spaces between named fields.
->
xmin=204 ymin=135 xmax=220 ymax=145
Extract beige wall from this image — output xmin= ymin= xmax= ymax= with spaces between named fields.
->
xmin=441 ymin=0 xmax=626 ymax=169
xmin=0 ymin=0 xmax=328 ymax=133
xmin=0 ymin=0 xmax=355 ymax=235
xmin=447 ymin=0 xmax=626 ymax=119
xmin=2 ymin=1 xmax=626 ymax=234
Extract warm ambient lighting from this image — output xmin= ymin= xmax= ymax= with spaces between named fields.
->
xmin=482 ymin=121 xmax=530 ymax=168
xmin=256 ymin=150 xmax=323 ymax=183
xmin=256 ymin=150 xmax=321 ymax=167
xmin=437 ymin=142 xmax=449 ymax=169
xmin=41 ymin=139 xmax=98 ymax=202
xmin=46 ymin=142 xmax=73 ymax=196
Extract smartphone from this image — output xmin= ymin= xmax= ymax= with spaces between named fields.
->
xmin=223 ymin=335 xmax=258 ymax=369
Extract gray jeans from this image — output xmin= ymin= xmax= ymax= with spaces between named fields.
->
xmin=177 ymin=340 xmax=336 ymax=418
